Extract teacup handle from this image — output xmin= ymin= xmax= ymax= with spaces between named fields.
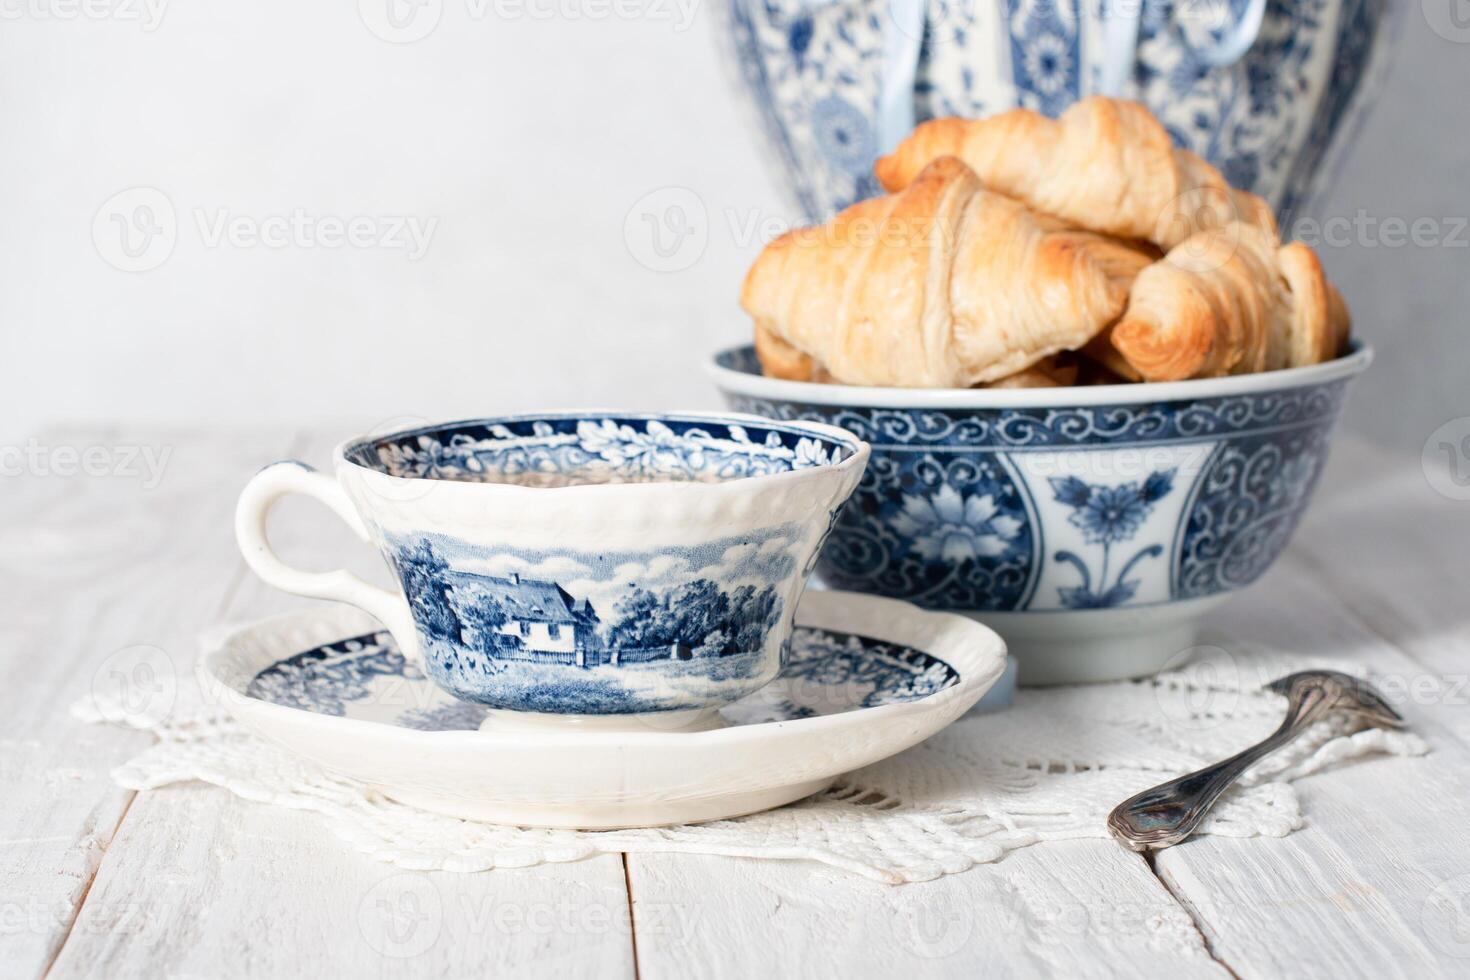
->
xmin=235 ymin=461 xmax=422 ymax=665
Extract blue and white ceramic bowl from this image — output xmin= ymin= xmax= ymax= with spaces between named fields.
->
xmin=711 ymin=346 xmax=1372 ymax=683
xmin=235 ymin=412 xmax=869 ymax=730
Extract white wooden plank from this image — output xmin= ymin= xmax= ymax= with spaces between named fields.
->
xmin=0 ymin=426 xmax=289 ymax=979
xmin=626 ymin=844 xmax=1232 ymax=980
xmin=48 ymin=431 xmax=636 ymax=979
xmin=1156 ymin=759 xmax=1470 ymax=980
xmin=1146 ymin=531 xmax=1470 ymax=979
xmin=1288 ymin=439 xmax=1470 ymax=744
xmin=48 ymin=784 xmax=635 ymax=980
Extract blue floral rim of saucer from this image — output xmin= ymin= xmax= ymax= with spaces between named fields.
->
xmin=342 ymin=412 xmax=863 ymax=485
xmin=245 ymin=626 xmax=961 ymax=731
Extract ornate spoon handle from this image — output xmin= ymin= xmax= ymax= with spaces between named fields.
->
xmin=1107 ymin=678 xmax=1343 ymax=851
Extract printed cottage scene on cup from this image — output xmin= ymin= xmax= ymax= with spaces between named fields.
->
xmin=389 ymin=526 xmax=802 ymax=713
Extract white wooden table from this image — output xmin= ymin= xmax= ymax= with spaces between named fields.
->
xmin=6 ymin=428 xmax=1470 ymax=979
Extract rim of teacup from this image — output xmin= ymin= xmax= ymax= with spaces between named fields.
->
xmin=707 ymin=342 xmax=1373 ymax=409
xmin=332 ymin=409 xmax=871 ymax=493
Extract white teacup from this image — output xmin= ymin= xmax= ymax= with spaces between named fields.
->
xmin=235 ymin=412 xmax=869 ymax=731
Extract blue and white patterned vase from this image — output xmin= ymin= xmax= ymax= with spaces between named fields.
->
xmin=721 ymin=0 xmax=1395 ymax=222
xmin=711 ymin=344 xmax=1372 ymax=683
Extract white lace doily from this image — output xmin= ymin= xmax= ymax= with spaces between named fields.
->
xmin=73 ymin=629 xmax=1426 ymax=884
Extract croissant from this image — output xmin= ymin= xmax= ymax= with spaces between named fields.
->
xmin=753 ymin=324 xmax=830 ymax=382
xmin=874 ymin=96 xmax=1277 ymax=251
xmin=1111 ymin=222 xmax=1351 ymax=381
xmin=741 ymin=157 xmax=1134 ymax=387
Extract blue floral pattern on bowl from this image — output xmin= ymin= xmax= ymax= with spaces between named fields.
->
xmin=1050 ymin=468 xmax=1174 ymax=608
xmin=714 ymin=345 xmax=1364 ymax=614
xmin=246 ymin=625 xmax=961 ymax=730
xmin=719 ymin=0 xmax=1393 ymax=221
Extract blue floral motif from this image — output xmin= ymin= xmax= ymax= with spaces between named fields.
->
xmin=810 ymin=95 xmax=877 ymax=175
xmin=248 ymin=626 xmax=962 ymax=730
xmin=1007 ymin=0 xmax=1079 ymax=117
xmin=787 ymin=14 xmax=813 ymax=64
xmin=716 ymin=344 xmax=1362 ymax=612
xmin=891 ymin=484 xmax=1022 ymax=563
xmin=1053 ymin=470 xmax=1175 ymax=545
xmin=817 ymin=456 xmax=1035 ymax=611
xmin=347 ymin=414 xmax=856 ymax=486
xmin=719 ymin=0 xmax=886 ymax=221
xmin=1050 ymin=469 xmax=1175 ymax=609
xmin=776 ymin=629 xmax=959 ymax=708
xmin=246 ymin=635 xmax=410 ymax=716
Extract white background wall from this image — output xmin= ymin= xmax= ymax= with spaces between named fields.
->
xmin=3 ymin=3 xmax=1466 ymax=456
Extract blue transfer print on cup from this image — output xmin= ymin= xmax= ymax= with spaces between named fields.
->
xmin=384 ymin=527 xmax=802 ymax=714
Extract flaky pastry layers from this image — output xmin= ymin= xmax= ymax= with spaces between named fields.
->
xmin=875 ymin=96 xmax=1277 ymax=251
xmin=1111 ymin=221 xmax=1352 ymax=380
xmin=741 ymin=157 xmax=1135 ymax=387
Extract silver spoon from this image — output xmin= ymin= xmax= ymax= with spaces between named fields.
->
xmin=1108 ymin=669 xmax=1404 ymax=852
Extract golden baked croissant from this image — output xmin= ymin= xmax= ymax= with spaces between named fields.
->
xmin=1111 ymin=222 xmax=1351 ymax=381
xmin=741 ymin=157 xmax=1135 ymax=387
xmin=874 ymin=96 xmax=1277 ymax=251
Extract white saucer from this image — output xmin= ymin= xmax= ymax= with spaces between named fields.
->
xmin=201 ymin=591 xmax=1007 ymax=829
